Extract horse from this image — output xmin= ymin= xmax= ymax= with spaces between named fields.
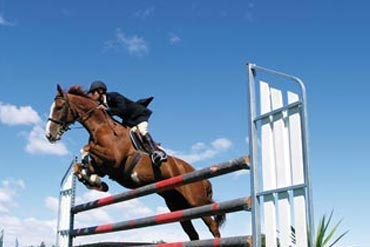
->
xmin=45 ymin=85 xmax=226 ymax=241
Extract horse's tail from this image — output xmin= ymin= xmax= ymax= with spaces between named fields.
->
xmin=204 ymin=180 xmax=226 ymax=228
xmin=215 ymin=212 xmax=226 ymax=228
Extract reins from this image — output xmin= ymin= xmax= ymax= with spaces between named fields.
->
xmin=48 ymin=94 xmax=97 ymax=134
xmin=50 ymin=93 xmax=118 ymax=135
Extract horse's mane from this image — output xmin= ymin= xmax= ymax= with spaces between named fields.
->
xmin=67 ymin=85 xmax=90 ymax=98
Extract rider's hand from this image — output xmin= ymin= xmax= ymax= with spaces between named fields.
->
xmin=97 ymin=104 xmax=108 ymax=111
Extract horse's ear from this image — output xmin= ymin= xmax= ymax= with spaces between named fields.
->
xmin=57 ymin=84 xmax=64 ymax=96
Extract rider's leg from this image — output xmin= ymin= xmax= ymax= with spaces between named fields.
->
xmin=137 ymin=121 xmax=167 ymax=165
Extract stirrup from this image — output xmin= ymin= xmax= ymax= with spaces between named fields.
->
xmin=151 ymin=150 xmax=167 ymax=167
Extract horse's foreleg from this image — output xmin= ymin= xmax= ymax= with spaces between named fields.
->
xmin=73 ymin=163 xmax=109 ymax=192
xmin=73 ymin=145 xmax=109 ymax=192
xmin=80 ymin=145 xmax=91 ymax=165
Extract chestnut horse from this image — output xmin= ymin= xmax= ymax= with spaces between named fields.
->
xmin=45 ymin=85 xmax=225 ymax=240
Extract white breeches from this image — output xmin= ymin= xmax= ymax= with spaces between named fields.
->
xmin=131 ymin=121 xmax=149 ymax=136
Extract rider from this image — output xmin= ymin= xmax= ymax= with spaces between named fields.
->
xmin=88 ymin=80 xmax=167 ymax=166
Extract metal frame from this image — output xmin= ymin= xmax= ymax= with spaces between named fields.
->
xmin=247 ymin=63 xmax=314 ymax=247
xmin=56 ymin=157 xmax=77 ymax=247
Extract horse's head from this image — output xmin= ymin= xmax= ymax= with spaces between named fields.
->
xmin=45 ymin=84 xmax=78 ymax=143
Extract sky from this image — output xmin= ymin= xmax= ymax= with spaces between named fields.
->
xmin=1 ymin=1 xmax=370 ymax=247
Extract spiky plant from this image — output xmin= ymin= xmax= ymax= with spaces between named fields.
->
xmin=290 ymin=210 xmax=348 ymax=247
xmin=312 ymin=210 xmax=348 ymax=247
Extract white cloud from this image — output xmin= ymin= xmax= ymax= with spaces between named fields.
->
xmin=72 ymin=224 xmax=187 ymax=246
xmin=212 ymin=138 xmax=232 ymax=151
xmin=232 ymin=169 xmax=249 ymax=179
xmin=2 ymin=179 xmax=25 ymax=190
xmin=191 ymin=142 xmax=207 ymax=152
xmin=45 ymin=196 xmax=59 ymax=213
xmin=0 ymin=178 xmax=67 ymax=247
xmin=118 ymin=198 xmax=153 ymax=216
xmin=76 ymin=207 xmax=113 ymax=224
xmin=25 ymin=125 xmax=69 ymax=156
xmin=0 ymin=100 xmax=69 ymax=156
xmin=169 ymin=33 xmax=181 ymax=45
xmin=77 ymin=189 xmax=108 ymax=203
xmin=74 ymin=190 xmax=114 ymax=224
xmin=0 ymin=14 xmax=15 ymax=26
xmin=156 ymin=206 xmax=169 ymax=214
xmin=133 ymin=7 xmax=155 ymax=20
xmin=244 ymin=0 xmax=255 ymax=23
xmin=167 ymin=137 xmax=233 ymax=164
xmin=0 ymin=215 xmax=56 ymax=247
xmin=0 ymin=102 xmax=41 ymax=126
xmin=0 ymin=179 xmax=25 ymax=213
xmin=74 ymin=190 xmax=153 ymax=227
xmin=104 ymin=28 xmax=149 ymax=57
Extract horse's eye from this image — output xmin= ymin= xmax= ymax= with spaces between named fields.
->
xmin=54 ymin=102 xmax=64 ymax=111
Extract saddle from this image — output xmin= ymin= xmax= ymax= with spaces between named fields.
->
xmin=130 ymin=130 xmax=145 ymax=152
xmin=129 ymin=129 xmax=167 ymax=166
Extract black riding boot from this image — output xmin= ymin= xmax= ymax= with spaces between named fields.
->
xmin=143 ymin=133 xmax=167 ymax=166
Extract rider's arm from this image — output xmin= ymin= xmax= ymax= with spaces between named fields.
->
xmin=106 ymin=92 xmax=130 ymax=117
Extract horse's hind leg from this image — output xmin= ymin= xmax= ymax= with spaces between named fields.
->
xmin=201 ymin=216 xmax=221 ymax=238
xmin=160 ymin=190 xmax=200 ymax=240
xmin=179 ymin=220 xmax=199 ymax=240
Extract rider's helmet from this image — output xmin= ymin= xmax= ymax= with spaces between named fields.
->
xmin=88 ymin=80 xmax=107 ymax=93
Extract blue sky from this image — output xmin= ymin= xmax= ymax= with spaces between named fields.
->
xmin=1 ymin=1 xmax=369 ymax=247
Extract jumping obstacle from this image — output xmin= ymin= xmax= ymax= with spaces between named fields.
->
xmin=248 ymin=64 xmax=314 ymax=247
xmin=57 ymin=156 xmax=251 ymax=247
xmin=56 ymin=64 xmax=314 ymax=247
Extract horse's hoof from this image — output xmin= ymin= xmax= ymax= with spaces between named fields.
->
xmin=91 ymin=182 xmax=109 ymax=192
xmin=100 ymin=182 xmax=109 ymax=192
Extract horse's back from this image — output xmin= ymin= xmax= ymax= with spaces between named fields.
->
xmin=165 ymin=155 xmax=196 ymax=176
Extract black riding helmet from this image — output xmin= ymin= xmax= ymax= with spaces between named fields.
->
xmin=88 ymin=80 xmax=107 ymax=93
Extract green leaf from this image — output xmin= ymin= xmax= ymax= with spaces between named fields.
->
xmin=312 ymin=210 xmax=348 ymax=247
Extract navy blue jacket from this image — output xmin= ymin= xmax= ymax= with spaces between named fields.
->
xmin=106 ymin=92 xmax=153 ymax=127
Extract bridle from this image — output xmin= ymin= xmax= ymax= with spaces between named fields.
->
xmin=48 ymin=94 xmax=98 ymax=136
xmin=48 ymin=95 xmax=73 ymax=136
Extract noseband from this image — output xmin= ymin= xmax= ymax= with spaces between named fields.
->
xmin=48 ymin=95 xmax=72 ymax=135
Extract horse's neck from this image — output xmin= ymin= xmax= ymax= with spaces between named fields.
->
xmin=71 ymin=96 xmax=133 ymax=153
xmin=70 ymin=97 xmax=107 ymax=133
xmin=79 ymin=107 xmax=113 ymax=133
xmin=76 ymin=102 xmax=130 ymax=141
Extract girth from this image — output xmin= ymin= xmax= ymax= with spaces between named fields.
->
xmin=123 ymin=152 xmax=141 ymax=182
